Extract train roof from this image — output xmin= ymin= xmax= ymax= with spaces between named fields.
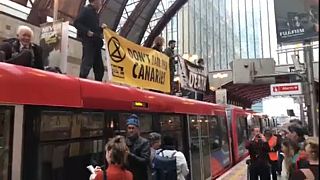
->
xmin=0 ymin=63 xmax=225 ymax=115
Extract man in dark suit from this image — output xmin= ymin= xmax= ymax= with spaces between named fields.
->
xmin=0 ymin=25 xmax=44 ymax=70
xmin=74 ymin=0 xmax=107 ymax=81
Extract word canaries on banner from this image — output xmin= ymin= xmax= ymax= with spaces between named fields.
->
xmin=177 ymin=55 xmax=208 ymax=93
xmin=104 ymin=28 xmax=170 ymax=93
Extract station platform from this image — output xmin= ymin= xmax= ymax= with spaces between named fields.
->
xmin=217 ymin=157 xmax=288 ymax=180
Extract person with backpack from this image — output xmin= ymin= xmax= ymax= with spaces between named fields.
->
xmin=89 ymin=135 xmax=132 ymax=180
xmin=153 ymin=135 xmax=189 ymax=180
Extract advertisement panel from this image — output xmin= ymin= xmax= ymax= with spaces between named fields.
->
xmin=103 ymin=28 xmax=170 ymax=93
xmin=274 ymin=0 xmax=319 ymax=44
xmin=40 ymin=21 xmax=69 ymax=73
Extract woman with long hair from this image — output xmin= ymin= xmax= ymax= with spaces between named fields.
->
xmin=90 ymin=136 xmax=133 ymax=180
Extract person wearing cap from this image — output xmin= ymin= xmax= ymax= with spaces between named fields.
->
xmin=125 ymin=114 xmax=150 ymax=180
xmin=148 ymin=132 xmax=162 ymax=162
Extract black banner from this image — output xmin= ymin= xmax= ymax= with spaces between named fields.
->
xmin=177 ymin=56 xmax=208 ymax=93
xmin=274 ymin=0 xmax=319 ymax=44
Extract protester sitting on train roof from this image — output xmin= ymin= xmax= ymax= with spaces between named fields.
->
xmin=90 ymin=135 xmax=133 ymax=180
xmin=125 ymin=114 xmax=150 ymax=180
xmin=0 ymin=25 xmax=43 ymax=70
xmin=291 ymin=137 xmax=319 ymax=180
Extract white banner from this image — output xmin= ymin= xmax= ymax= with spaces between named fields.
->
xmin=40 ymin=21 xmax=69 ymax=73
xmin=177 ymin=55 xmax=208 ymax=92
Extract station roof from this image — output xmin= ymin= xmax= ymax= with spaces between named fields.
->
xmin=10 ymin=0 xmax=186 ymax=46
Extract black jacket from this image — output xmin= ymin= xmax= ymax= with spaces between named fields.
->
xmin=74 ymin=4 xmax=103 ymax=46
xmin=0 ymin=38 xmax=44 ymax=70
xmin=245 ymin=139 xmax=270 ymax=165
xmin=126 ymin=136 xmax=150 ymax=180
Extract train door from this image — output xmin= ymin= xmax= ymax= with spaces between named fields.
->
xmin=208 ymin=115 xmax=231 ymax=178
xmin=0 ymin=106 xmax=14 ymax=180
xmin=231 ymin=110 xmax=249 ymax=162
xmin=0 ymin=105 xmax=23 ymax=180
xmin=188 ymin=115 xmax=211 ymax=180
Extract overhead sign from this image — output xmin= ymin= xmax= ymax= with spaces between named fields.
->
xmin=177 ymin=56 xmax=208 ymax=92
xmin=270 ymin=82 xmax=302 ymax=96
xmin=103 ymin=28 xmax=170 ymax=93
xmin=274 ymin=0 xmax=319 ymax=44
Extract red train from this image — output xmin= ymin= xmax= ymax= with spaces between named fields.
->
xmin=0 ymin=63 xmax=273 ymax=180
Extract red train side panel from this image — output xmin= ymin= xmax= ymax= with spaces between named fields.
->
xmin=0 ymin=63 xmax=82 ymax=107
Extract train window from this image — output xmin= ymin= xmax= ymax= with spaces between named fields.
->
xmin=159 ymin=115 xmax=183 ymax=150
xmin=36 ymin=110 xmax=107 ymax=180
xmin=208 ymin=116 xmax=231 ymax=175
xmin=236 ymin=116 xmax=248 ymax=157
xmin=40 ymin=111 xmax=105 ymax=141
xmin=40 ymin=111 xmax=72 ymax=141
xmin=0 ymin=108 xmax=13 ymax=180
xmin=38 ymin=139 xmax=105 ymax=180
xmin=77 ymin=112 xmax=104 ymax=138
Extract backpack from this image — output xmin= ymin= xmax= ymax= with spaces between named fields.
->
xmin=152 ymin=150 xmax=177 ymax=180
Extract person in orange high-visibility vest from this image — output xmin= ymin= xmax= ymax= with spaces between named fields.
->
xmin=265 ymin=129 xmax=279 ymax=180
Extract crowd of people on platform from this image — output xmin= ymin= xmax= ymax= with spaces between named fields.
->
xmin=246 ymin=120 xmax=318 ymax=180
xmin=88 ymin=114 xmax=189 ymax=180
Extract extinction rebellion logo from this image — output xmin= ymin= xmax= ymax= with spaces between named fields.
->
xmin=108 ymin=37 xmax=126 ymax=63
xmin=108 ymin=37 xmax=126 ymax=78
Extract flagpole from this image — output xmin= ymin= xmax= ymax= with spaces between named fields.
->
xmin=53 ymin=0 xmax=59 ymax=21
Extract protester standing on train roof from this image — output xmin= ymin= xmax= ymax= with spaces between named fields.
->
xmin=164 ymin=40 xmax=177 ymax=95
xmin=74 ymin=0 xmax=107 ymax=81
